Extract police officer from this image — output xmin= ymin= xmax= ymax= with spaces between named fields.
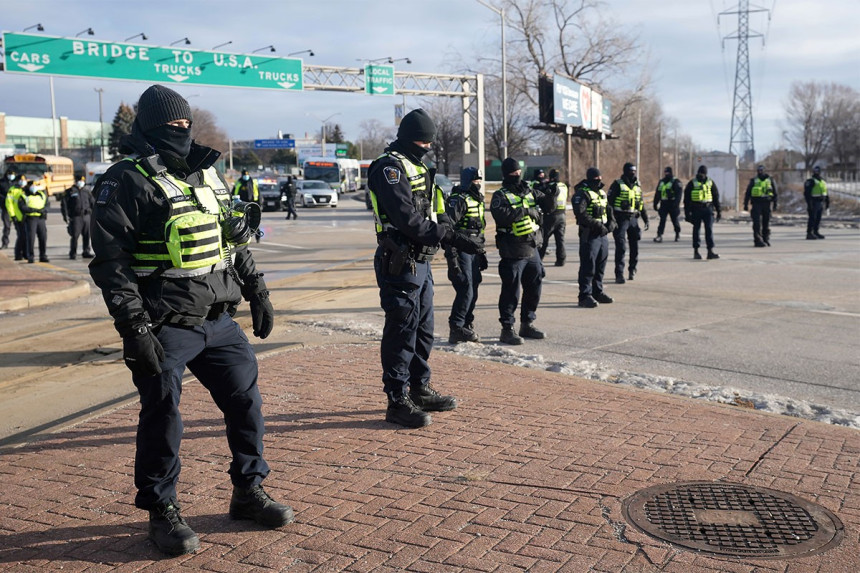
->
xmin=653 ymin=166 xmax=682 ymax=243
xmin=445 ymin=166 xmax=487 ymax=344
xmin=608 ymin=162 xmax=648 ymax=282
xmin=530 ymin=168 xmax=548 ymax=192
xmin=572 ymin=167 xmax=616 ymax=308
xmin=491 ymin=157 xmax=546 ymax=345
xmin=804 ymin=166 xmax=829 ymax=240
xmin=19 ymin=180 xmax=49 ymax=263
xmin=684 ymin=165 xmax=721 ymax=260
xmin=61 ymin=176 xmax=95 ymax=259
xmin=537 ymin=169 xmax=569 ymax=267
xmin=744 ymin=164 xmax=779 ymax=247
xmin=5 ymin=175 xmax=28 ymax=261
xmin=0 ymin=169 xmax=15 ymax=249
xmin=88 ymin=85 xmax=292 ymax=557
xmin=233 ymin=169 xmax=259 ymax=204
xmin=281 ymin=175 xmax=298 ymax=220
xmin=368 ymin=108 xmax=477 ymax=428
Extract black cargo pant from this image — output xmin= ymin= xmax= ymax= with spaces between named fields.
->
xmin=750 ymin=199 xmax=772 ymax=245
xmin=68 ymin=213 xmax=92 ymax=256
xmin=131 ymin=313 xmax=269 ymax=510
xmin=538 ymin=212 xmax=566 ymax=264
xmin=656 ymin=202 xmax=681 ymax=236
xmin=24 ymin=216 xmax=47 ymax=261
xmin=498 ymin=251 xmax=543 ymax=328
xmin=613 ymin=214 xmax=641 ymax=277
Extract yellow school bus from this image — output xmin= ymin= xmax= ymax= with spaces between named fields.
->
xmin=3 ymin=154 xmax=75 ymax=196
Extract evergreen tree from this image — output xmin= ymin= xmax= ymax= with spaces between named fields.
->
xmin=108 ymin=102 xmax=136 ymax=160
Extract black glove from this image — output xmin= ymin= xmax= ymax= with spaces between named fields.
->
xmin=477 ymin=251 xmax=489 ymax=271
xmin=447 ymin=257 xmax=467 ymax=287
xmin=715 ymin=210 xmax=722 ymax=222
xmin=444 ymin=228 xmax=480 ymax=255
xmin=685 ymin=211 xmax=692 ymax=222
xmin=599 ymin=224 xmax=609 ymax=237
xmin=773 ymin=203 xmax=777 ymax=212
xmin=643 ymin=221 xmax=650 ymax=231
xmin=527 ymin=207 xmax=541 ymax=221
xmin=743 ymin=203 xmax=749 ymax=211
xmin=121 ymin=323 xmax=164 ymax=377
xmin=606 ymin=220 xmax=617 ymax=233
xmin=249 ymin=291 xmax=274 ymax=339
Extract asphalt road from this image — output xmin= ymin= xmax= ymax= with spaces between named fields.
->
xmin=1 ymin=193 xmax=858 ymax=444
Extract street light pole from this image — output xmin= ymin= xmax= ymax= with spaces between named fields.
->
xmin=476 ymin=0 xmax=507 ymax=155
xmin=94 ymin=88 xmax=105 ymax=161
xmin=307 ymin=112 xmax=341 ymax=157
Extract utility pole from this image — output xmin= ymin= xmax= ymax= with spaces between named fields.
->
xmin=720 ymin=0 xmax=770 ymax=166
xmin=94 ymin=88 xmax=105 ymax=162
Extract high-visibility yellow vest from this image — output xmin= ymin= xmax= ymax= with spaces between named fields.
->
xmin=583 ymin=186 xmax=608 ymax=223
xmin=23 ymin=189 xmax=47 ymax=216
xmin=810 ymin=178 xmax=827 ymax=197
xmin=451 ymin=191 xmax=485 ymax=233
xmin=551 ymin=182 xmax=568 ymax=211
xmin=750 ymin=177 xmax=773 ymax=198
xmin=5 ymin=186 xmax=25 ymax=222
xmin=690 ymin=179 xmax=714 ymax=203
xmin=498 ymin=189 xmax=540 ymax=236
xmin=369 ymin=150 xmax=442 ymax=234
xmin=232 ymin=178 xmax=259 ymax=202
xmin=127 ymin=159 xmax=234 ymax=278
xmin=613 ymin=180 xmax=642 ymax=213
xmin=658 ymin=180 xmax=675 ymax=200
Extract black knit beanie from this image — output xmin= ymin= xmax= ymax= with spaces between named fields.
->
xmin=501 ymin=157 xmax=520 ymax=176
xmin=136 ymin=85 xmax=193 ymax=132
xmin=586 ymin=167 xmax=601 ymax=180
xmin=397 ymin=109 xmax=436 ymax=143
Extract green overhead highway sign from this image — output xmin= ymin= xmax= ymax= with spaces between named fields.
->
xmin=364 ymin=64 xmax=395 ymax=96
xmin=1 ymin=32 xmax=304 ymax=91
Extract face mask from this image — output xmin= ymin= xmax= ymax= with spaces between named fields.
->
xmin=242 ymin=175 xmax=250 ymax=181
xmin=473 ymin=181 xmax=483 ymax=190
xmin=145 ymin=124 xmax=193 ymax=158
xmin=6 ymin=174 xmax=14 ymax=181
xmin=697 ymin=174 xmax=707 ymax=181
xmin=76 ymin=181 xmax=85 ymax=188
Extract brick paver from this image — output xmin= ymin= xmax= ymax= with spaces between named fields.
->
xmin=0 ymin=344 xmax=857 ymax=572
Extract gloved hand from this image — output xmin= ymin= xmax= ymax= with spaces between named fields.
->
xmin=477 ymin=251 xmax=489 ymax=271
xmin=599 ymin=224 xmax=610 ymax=237
xmin=447 ymin=257 xmax=467 ymax=287
xmin=121 ymin=323 xmax=164 ymax=377
xmin=606 ymin=220 xmax=617 ymax=233
xmin=715 ymin=210 xmax=722 ymax=222
xmin=685 ymin=211 xmax=692 ymax=222
xmin=444 ymin=228 xmax=480 ymax=254
xmin=249 ymin=291 xmax=274 ymax=339
xmin=743 ymin=203 xmax=749 ymax=211
xmin=773 ymin=203 xmax=777 ymax=212
xmin=644 ymin=221 xmax=650 ymax=231
xmin=527 ymin=207 xmax=541 ymax=221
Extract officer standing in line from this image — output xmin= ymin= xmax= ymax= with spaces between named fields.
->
xmin=743 ymin=165 xmax=778 ymax=247
xmin=537 ymin=168 xmax=569 ymax=267
xmin=19 ymin=180 xmax=49 ymax=263
xmin=530 ymin=168 xmax=548 ymax=193
xmin=281 ymin=175 xmax=298 ymax=220
xmin=607 ymin=162 xmax=648 ymax=283
xmin=0 ymin=169 xmax=15 ymax=249
xmin=804 ymin=165 xmax=829 ymax=240
xmin=572 ymin=167 xmax=616 ymax=308
xmin=233 ymin=169 xmax=259 ymax=204
xmin=490 ymin=157 xmax=546 ymax=345
xmin=653 ymin=166 xmax=682 ymax=243
xmin=5 ymin=174 xmax=28 ymax=260
xmin=445 ymin=166 xmax=487 ymax=344
xmin=684 ymin=165 xmax=721 ymax=260
xmin=61 ymin=176 xmax=95 ymax=259
xmin=88 ymin=85 xmax=292 ymax=557
xmin=367 ymin=108 xmax=477 ymax=428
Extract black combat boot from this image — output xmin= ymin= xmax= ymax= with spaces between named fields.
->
xmin=82 ymin=251 xmax=94 ymax=258
xmin=675 ymin=231 xmax=680 ymax=241
xmin=500 ymin=326 xmax=524 ymax=345
xmin=230 ymin=484 xmax=294 ymax=527
xmin=386 ymin=394 xmax=431 ymax=428
xmin=448 ymin=325 xmax=479 ymax=344
xmin=410 ymin=384 xmax=457 ymax=412
xmin=693 ymin=249 xmax=702 ymax=260
xmin=518 ymin=323 xmax=545 ymax=339
xmin=578 ymin=295 xmax=599 ymax=308
xmin=814 ymin=232 xmax=825 ymax=239
xmin=615 ymin=273 xmax=626 ymax=284
xmin=594 ymin=292 xmax=613 ymax=304
xmin=653 ymin=235 xmax=662 ymax=243
xmin=628 ymin=269 xmax=636 ymax=281
xmin=707 ymin=249 xmax=720 ymax=259
xmin=148 ymin=502 xmax=200 ymax=556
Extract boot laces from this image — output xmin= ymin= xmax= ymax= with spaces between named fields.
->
xmin=157 ymin=503 xmax=188 ymax=532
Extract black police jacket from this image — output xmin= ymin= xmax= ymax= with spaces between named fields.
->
xmin=88 ymin=127 xmax=261 ymax=332
xmin=61 ymin=185 xmax=95 ymax=220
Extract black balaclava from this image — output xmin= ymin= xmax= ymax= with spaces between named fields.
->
xmin=757 ymin=165 xmax=768 ymax=180
xmin=396 ymin=109 xmax=436 ymax=160
xmin=622 ymin=162 xmax=637 ymax=184
xmin=813 ymin=166 xmax=822 ymax=179
xmin=136 ymin=85 xmax=194 ymax=166
xmin=502 ymin=157 xmax=521 ymax=186
xmin=460 ymin=166 xmax=483 ymax=199
xmin=586 ymin=167 xmax=602 ymax=187
xmin=549 ymin=169 xmax=560 ymax=183
xmin=697 ymin=165 xmax=708 ymax=182
xmin=663 ymin=167 xmax=673 ymax=181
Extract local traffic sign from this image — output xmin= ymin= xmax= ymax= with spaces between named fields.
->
xmin=364 ymin=64 xmax=395 ymax=96
xmin=254 ymin=139 xmax=296 ymax=149
xmin=2 ymin=32 xmax=304 ymax=91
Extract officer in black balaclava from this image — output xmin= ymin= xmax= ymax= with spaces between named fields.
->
xmin=572 ymin=167 xmax=616 ymax=308
xmin=683 ymin=164 xmax=722 ymax=259
xmin=607 ymin=162 xmax=648 ymax=282
xmin=653 ymin=166 xmax=682 ymax=243
xmin=743 ymin=164 xmax=778 ymax=246
xmin=803 ymin=165 xmax=829 ymax=239
xmin=89 ymin=84 xmax=291 ymax=557
xmin=368 ymin=108 xmax=478 ymax=428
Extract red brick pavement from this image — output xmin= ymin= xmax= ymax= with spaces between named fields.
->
xmin=0 ymin=344 xmax=857 ymax=572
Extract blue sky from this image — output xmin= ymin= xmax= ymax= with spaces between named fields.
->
xmin=1 ymin=0 xmax=858 ymax=156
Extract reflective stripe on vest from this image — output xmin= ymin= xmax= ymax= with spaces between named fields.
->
xmin=613 ymin=180 xmax=642 ymax=213
xmin=452 ymin=192 xmax=485 ymax=232
xmin=5 ymin=187 xmax=25 ymax=221
xmin=24 ymin=190 xmax=47 ymax=216
xmin=584 ymin=187 xmax=608 ymax=223
xmin=369 ymin=150 xmax=436 ymax=234
xmin=691 ymin=179 xmax=713 ymax=203
xmin=126 ymin=159 xmax=233 ymax=278
xmin=750 ymin=177 xmax=773 ymax=198
xmin=658 ymin=180 xmax=674 ymax=200
xmin=499 ymin=189 xmax=540 ymax=236
xmin=811 ymin=179 xmax=827 ymax=197
xmin=553 ymin=183 xmax=568 ymax=211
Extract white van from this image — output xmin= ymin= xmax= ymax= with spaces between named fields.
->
xmin=85 ymin=161 xmax=114 ymax=186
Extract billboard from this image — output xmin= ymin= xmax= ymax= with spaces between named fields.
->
xmin=546 ymin=74 xmax=612 ymax=134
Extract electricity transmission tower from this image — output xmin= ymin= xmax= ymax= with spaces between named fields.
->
xmin=719 ymin=0 xmax=770 ymax=165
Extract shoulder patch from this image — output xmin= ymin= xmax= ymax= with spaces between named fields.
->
xmin=491 ymin=197 xmax=502 ymax=209
xmin=383 ymin=166 xmax=401 ymax=185
xmin=95 ymin=179 xmax=119 ymax=205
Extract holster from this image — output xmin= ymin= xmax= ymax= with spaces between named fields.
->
xmin=381 ymin=236 xmax=411 ymax=275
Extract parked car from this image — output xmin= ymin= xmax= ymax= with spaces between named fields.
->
xmin=291 ymin=179 xmax=338 ymax=208
xmin=435 ymin=173 xmax=455 ymax=198
xmin=257 ymin=178 xmax=282 ymax=211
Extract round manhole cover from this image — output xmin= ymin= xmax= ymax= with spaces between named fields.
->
xmin=622 ymin=482 xmax=844 ymax=559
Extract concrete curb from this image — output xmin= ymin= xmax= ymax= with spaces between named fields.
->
xmin=0 ymin=280 xmax=91 ymax=312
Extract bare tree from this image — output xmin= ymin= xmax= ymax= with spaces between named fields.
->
xmin=823 ymin=83 xmax=860 ymax=174
xmin=357 ymin=119 xmax=396 ymax=160
xmin=783 ymin=81 xmax=832 ymax=172
xmin=190 ymin=107 xmax=228 ymax=153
